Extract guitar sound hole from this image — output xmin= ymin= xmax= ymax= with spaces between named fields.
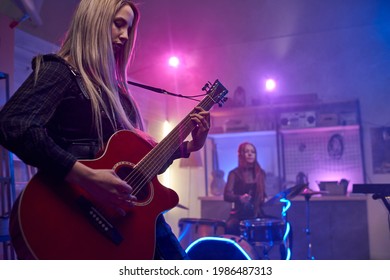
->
xmin=116 ymin=165 xmax=150 ymax=201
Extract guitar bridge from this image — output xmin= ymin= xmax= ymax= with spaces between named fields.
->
xmin=76 ymin=196 xmax=123 ymax=246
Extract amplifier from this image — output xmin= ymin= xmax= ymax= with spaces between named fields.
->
xmin=279 ymin=111 xmax=316 ymax=129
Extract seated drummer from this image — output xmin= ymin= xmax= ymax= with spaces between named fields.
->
xmin=223 ymin=142 xmax=267 ymax=235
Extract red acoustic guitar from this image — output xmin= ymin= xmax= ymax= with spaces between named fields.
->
xmin=10 ymin=80 xmax=228 ymax=259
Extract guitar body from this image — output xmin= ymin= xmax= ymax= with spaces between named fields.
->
xmin=11 ymin=130 xmax=179 ymax=259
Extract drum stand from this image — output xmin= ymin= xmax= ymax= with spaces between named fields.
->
xmin=259 ymin=243 xmax=272 ymax=260
xmin=252 ymin=239 xmax=278 ymax=260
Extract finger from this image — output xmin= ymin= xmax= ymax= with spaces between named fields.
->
xmin=119 ymin=193 xmax=137 ymax=201
xmin=197 ymin=110 xmax=210 ymax=118
xmin=115 ymin=179 xmax=133 ymax=193
xmin=190 ymin=114 xmax=202 ymax=126
xmin=191 ymin=109 xmax=209 ymax=118
xmin=195 ymin=109 xmax=210 ymax=122
xmin=115 ymin=207 xmax=127 ymax=217
xmin=201 ymin=118 xmax=210 ymax=130
xmin=190 ymin=114 xmax=209 ymax=130
xmin=191 ymin=107 xmax=208 ymax=119
xmin=194 ymin=106 xmax=205 ymax=113
xmin=119 ymin=198 xmax=136 ymax=210
xmin=107 ymin=169 xmax=133 ymax=191
xmin=112 ymin=198 xmax=136 ymax=215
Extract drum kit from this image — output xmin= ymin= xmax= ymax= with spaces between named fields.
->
xmin=179 ymin=184 xmax=327 ymax=260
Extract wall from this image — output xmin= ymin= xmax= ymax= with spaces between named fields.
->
xmin=0 ymin=14 xmax=14 ymax=105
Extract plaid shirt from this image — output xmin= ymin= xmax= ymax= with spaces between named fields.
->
xmin=0 ymin=54 xmax=189 ymax=259
xmin=0 ymin=55 xmax=80 ymax=178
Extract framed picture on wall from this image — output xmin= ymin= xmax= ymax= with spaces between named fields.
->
xmin=371 ymin=127 xmax=390 ymax=174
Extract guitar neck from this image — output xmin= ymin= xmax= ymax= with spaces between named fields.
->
xmin=135 ymin=95 xmax=214 ymax=182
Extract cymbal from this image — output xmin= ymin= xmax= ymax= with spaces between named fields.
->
xmin=265 ymin=184 xmax=307 ymax=205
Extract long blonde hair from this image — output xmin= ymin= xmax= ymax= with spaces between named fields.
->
xmin=57 ymin=0 xmax=143 ymax=144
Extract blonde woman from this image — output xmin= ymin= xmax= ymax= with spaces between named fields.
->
xmin=0 ymin=0 xmax=210 ymax=259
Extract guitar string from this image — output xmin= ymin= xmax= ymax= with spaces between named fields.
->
xmin=124 ymin=86 xmax=221 ymax=197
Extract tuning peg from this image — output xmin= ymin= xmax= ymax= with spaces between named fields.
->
xmin=202 ymin=81 xmax=212 ymax=91
xmin=218 ymin=97 xmax=228 ymax=107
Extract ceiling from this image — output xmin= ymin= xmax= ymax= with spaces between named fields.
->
xmin=2 ymin=0 xmax=390 ymax=104
xmin=8 ymin=0 xmax=381 ymax=53
xmin=0 ymin=0 xmax=79 ymax=45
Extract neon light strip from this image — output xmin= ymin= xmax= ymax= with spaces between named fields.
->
xmin=185 ymin=237 xmax=252 ymax=260
xmin=280 ymin=198 xmax=291 ymax=260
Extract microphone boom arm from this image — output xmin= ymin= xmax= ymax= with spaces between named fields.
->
xmin=127 ymin=80 xmax=200 ymax=101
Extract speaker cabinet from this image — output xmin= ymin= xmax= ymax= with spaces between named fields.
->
xmin=280 ymin=111 xmax=316 ymax=129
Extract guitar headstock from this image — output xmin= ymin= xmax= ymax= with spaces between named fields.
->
xmin=202 ymin=80 xmax=228 ymax=107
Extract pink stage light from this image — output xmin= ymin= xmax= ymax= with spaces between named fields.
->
xmin=168 ymin=56 xmax=180 ymax=68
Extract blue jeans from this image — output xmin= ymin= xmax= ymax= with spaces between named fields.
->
xmin=154 ymin=215 xmax=189 ymax=260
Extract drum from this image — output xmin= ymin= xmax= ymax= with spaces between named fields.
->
xmin=240 ymin=218 xmax=286 ymax=245
xmin=185 ymin=234 xmax=259 ymax=260
xmin=178 ymin=218 xmax=226 ymax=249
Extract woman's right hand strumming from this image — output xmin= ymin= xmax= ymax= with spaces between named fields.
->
xmin=65 ymin=161 xmax=137 ymax=217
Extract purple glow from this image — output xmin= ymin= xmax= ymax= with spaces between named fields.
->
xmin=265 ymin=79 xmax=276 ymax=91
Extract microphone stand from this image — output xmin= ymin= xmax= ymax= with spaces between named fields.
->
xmin=303 ymin=193 xmax=314 ymax=260
xmin=127 ymin=80 xmax=201 ymax=102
